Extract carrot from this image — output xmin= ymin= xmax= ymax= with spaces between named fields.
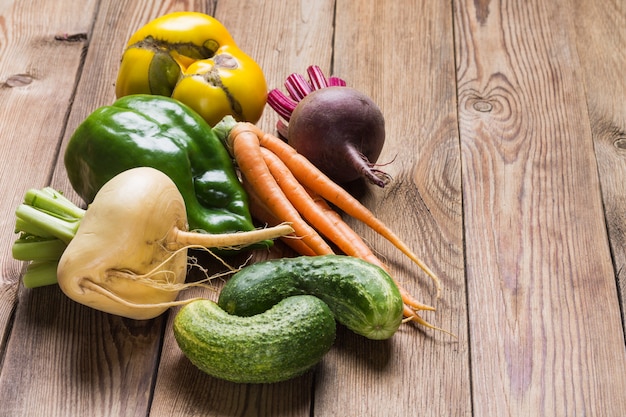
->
xmin=247 ymin=123 xmax=442 ymax=297
xmin=260 ymin=148 xmax=349 ymax=249
xmin=242 ymin=178 xmax=318 ymax=257
xmin=310 ymin=190 xmax=438 ymax=323
xmin=262 ymin=147 xmax=436 ymax=322
xmin=309 ymin=192 xmax=385 ymax=266
xmin=228 ymin=122 xmax=445 ymax=330
xmin=228 ymin=123 xmax=334 ymax=256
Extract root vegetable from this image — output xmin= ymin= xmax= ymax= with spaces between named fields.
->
xmin=267 ymin=65 xmax=391 ymax=187
xmin=15 ymin=167 xmax=293 ymax=319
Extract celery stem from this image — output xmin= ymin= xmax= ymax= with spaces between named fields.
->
xmin=12 ymin=237 xmax=67 ymax=261
xmin=24 ymin=187 xmax=85 ymax=219
xmin=15 ymin=204 xmax=80 ymax=244
xmin=22 ymin=261 xmax=59 ymax=288
xmin=12 ymin=186 xmax=85 ymax=288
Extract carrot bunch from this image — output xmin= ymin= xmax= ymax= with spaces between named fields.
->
xmin=226 ymin=122 xmax=442 ymax=328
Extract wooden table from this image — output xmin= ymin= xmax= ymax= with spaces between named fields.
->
xmin=1 ymin=0 xmax=625 ymax=415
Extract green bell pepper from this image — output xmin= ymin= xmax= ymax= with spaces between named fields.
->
xmin=64 ymin=94 xmax=267 ymax=249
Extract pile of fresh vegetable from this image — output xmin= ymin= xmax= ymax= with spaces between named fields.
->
xmin=223 ymin=118 xmax=441 ymax=325
xmin=11 ymin=11 xmax=446 ymax=384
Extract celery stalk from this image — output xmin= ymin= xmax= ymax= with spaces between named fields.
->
xmin=12 ymin=187 xmax=84 ymax=288
xmin=22 ymin=261 xmax=61 ymax=288
xmin=12 ymin=236 xmax=67 ymax=261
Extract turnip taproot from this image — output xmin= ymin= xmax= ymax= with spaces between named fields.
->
xmin=14 ymin=167 xmax=293 ymax=319
xmin=267 ymin=65 xmax=391 ymax=187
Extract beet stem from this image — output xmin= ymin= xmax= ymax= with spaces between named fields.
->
xmin=307 ymin=65 xmax=329 ymax=90
xmin=267 ymin=89 xmax=297 ymax=121
xmin=285 ymin=73 xmax=312 ymax=100
xmin=275 ymin=119 xmax=289 ymax=140
xmin=327 ymin=76 xmax=347 ymax=87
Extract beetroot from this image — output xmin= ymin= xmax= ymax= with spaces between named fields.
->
xmin=267 ymin=66 xmax=391 ymax=187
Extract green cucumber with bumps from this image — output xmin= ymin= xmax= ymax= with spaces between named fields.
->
xmin=218 ymin=255 xmax=404 ymax=340
xmin=173 ymin=295 xmax=336 ymax=384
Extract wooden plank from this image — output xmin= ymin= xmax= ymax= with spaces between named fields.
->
xmin=0 ymin=0 xmax=98 ymax=411
xmin=149 ymin=1 xmax=336 ymax=416
xmin=454 ymin=0 xmax=626 ymax=414
xmin=0 ymin=1 xmax=205 ymax=416
xmin=571 ymin=0 xmax=626 ymax=329
xmin=0 ymin=0 xmax=95 ymax=352
xmin=312 ymin=1 xmax=470 ymax=416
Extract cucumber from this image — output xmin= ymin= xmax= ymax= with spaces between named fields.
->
xmin=218 ymin=255 xmax=404 ymax=340
xmin=173 ymin=295 xmax=336 ymax=384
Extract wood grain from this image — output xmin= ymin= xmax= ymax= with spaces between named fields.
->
xmin=216 ymin=0 xmax=335 ymax=134
xmin=0 ymin=0 xmax=98 ymax=408
xmin=455 ymin=0 xmax=626 ymax=414
xmin=0 ymin=0 xmax=98 ymax=343
xmin=571 ymin=0 xmax=626 ymax=330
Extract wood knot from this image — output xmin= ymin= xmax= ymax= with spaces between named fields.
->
xmin=462 ymin=86 xmax=515 ymax=124
xmin=472 ymin=100 xmax=493 ymax=112
xmin=614 ymin=137 xmax=626 ymax=150
xmin=54 ymin=33 xmax=88 ymax=42
xmin=4 ymin=74 xmax=34 ymax=88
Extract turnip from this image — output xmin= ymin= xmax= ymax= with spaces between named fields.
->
xmin=13 ymin=167 xmax=293 ymax=319
xmin=267 ymin=65 xmax=391 ymax=187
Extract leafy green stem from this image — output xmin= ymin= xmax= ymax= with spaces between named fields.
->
xmin=12 ymin=187 xmax=84 ymax=287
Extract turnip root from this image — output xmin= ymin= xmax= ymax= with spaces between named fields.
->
xmin=17 ymin=167 xmax=293 ymax=320
xmin=267 ymin=65 xmax=391 ymax=187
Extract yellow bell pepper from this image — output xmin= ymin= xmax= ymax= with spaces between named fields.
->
xmin=115 ymin=12 xmax=267 ymax=126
